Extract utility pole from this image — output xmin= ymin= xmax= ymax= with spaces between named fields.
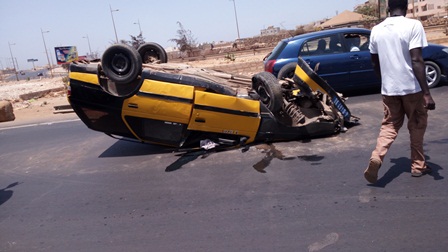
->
xmin=41 ymin=28 xmax=54 ymax=78
xmin=412 ymin=0 xmax=415 ymax=18
xmin=378 ymin=0 xmax=381 ymax=19
xmin=110 ymin=4 xmax=119 ymax=43
xmin=8 ymin=42 xmax=18 ymax=81
xmin=83 ymin=34 xmax=92 ymax=56
xmin=134 ymin=19 xmax=142 ymax=35
xmin=230 ymin=0 xmax=241 ymax=40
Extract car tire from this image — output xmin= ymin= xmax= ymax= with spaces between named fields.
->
xmin=101 ymin=44 xmax=142 ymax=85
xmin=252 ymin=72 xmax=283 ymax=113
xmin=277 ymin=62 xmax=297 ymax=80
xmin=425 ymin=61 xmax=441 ymax=88
xmin=137 ymin=42 xmax=168 ymax=64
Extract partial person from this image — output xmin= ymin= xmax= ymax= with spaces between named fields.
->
xmin=364 ymin=0 xmax=436 ymax=184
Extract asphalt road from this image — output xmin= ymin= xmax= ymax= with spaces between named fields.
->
xmin=1 ymin=86 xmax=447 ymax=251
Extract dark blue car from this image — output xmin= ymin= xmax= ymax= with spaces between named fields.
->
xmin=264 ymin=28 xmax=448 ymax=93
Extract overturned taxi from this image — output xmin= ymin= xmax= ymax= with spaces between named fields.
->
xmin=68 ymin=43 xmax=357 ymax=151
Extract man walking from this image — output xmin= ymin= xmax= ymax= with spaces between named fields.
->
xmin=364 ymin=0 xmax=436 ymax=184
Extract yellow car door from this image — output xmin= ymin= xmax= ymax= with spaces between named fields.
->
xmin=122 ymin=79 xmax=194 ymax=145
xmin=188 ymin=90 xmax=261 ymax=144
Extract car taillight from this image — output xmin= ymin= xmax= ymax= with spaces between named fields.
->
xmin=265 ymin=59 xmax=276 ymax=73
xmin=67 ymin=85 xmax=71 ymax=96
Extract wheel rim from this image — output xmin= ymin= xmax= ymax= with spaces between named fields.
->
xmin=426 ymin=64 xmax=437 ymax=86
xmin=258 ymin=86 xmax=272 ymax=107
xmin=111 ymin=53 xmax=130 ymax=75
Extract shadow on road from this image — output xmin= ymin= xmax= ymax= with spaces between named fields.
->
xmin=0 ymin=182 xmax=22 ymax=206
xmin=371 ymin=156 xmax=444 ymax=188
xmin=99 ymin=140 xmax=175 ymax=158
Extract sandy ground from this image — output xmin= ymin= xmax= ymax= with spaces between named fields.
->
xmin=0 ymin=52 xmax=265 ymax=126
xmin=0 ymin=66 xmax=77 ymax=125
xmin=1 ymin=93 xmax=77 ymax=127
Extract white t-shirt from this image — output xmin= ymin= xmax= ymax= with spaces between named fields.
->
xmin=369 ymin=16 xmax=428 ymax=96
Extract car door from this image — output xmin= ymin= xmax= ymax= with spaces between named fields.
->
xmin=121 ymin=79 xmax=195 ymax=146
xmin=187 ymin=90 xmax=261 ymax=144
xmin=299 ymin=34 xmax=351 ymax=92
xmin=342 ymin=32 xmax=379 ymax=90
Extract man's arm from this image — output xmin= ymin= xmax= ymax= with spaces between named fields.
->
xmin=370 ymin=53 xmax=381 ymax=79
xmin=410 ymin=47 xmax=436 ymax=110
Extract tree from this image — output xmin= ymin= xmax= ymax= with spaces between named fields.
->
xmin=170 ymin=21 xmax=197 ymax=55
xmin=129 ymin=33 xmax=146 ymax=49
xmin=354 ymin=2 xmax=378 ymax=17
xmin=115 ymin=33 xmax=146 ymax=49
xmin=354 ymin=2 xmax=381 ymax=28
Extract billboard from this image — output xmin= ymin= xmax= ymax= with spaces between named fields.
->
xmin=55 ymin=46 xmax=78 ymax=64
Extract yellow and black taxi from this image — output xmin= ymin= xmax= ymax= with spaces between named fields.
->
xmin=68 ymin=43 xmax=357 ymax=151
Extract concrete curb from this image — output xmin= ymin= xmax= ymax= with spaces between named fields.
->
xmin=18 ymin=87 xmax=66 ymax=101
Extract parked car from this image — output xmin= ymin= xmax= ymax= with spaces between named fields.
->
xmin=264 ymin=28 xmax=448 ymax=93
xmin=68 ymin=43 xmax=356 ymax=151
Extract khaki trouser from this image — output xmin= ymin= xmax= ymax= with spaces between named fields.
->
xmin=371 ymin=92 xmax=428 ymax=172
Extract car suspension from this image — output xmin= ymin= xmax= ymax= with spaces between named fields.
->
xmin=284 ymin=101 xmax=305 ymax=125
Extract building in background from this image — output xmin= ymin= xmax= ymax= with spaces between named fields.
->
xmin=260 ymin=26 xmax=281 ymax=36
xmin=406 ymin=0 xmax=448 ymax=20
xmin=319 ymin=10 xmax=369 ymax=29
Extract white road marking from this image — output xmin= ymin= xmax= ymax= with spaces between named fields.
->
xmin=308 ymin=232 xmax=340 ymax=251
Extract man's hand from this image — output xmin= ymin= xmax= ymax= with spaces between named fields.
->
xmin=424 ymin=93 xmax=436 ymax=110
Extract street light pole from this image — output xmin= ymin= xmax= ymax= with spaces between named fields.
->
xmin=134 ymin=19 xmax=142 ymax=35
xmin=110 ymin=4 xmax=119 ymax=43
xmin=378 ymin=0 xmax=381 ymax=19
xmin=41 ymin=28 xmax=53 ymax=78
xmin=412 ymin=0 xmax=415 ymax=18
xmin=8 ymin=42 xmax=19 ymax=81
xmin=83 ymin=34 xmax=92 ymax=56
xmin=230 ymin=0 xmax=241 ymax=40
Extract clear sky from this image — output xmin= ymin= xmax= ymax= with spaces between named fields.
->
xmin=0 ymin=0 xmax=363 ymax=70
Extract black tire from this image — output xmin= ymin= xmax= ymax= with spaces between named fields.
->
xmin=277 ymin=62 xmax=297 ymax=80
xmin=137 ymin=42 xmax=168 ymax=64
xmin=252 ymin=72 xmax=283 ymax=113
xmin=101 ymin=44 xmax=142 ymax=85
xmin=425 ymin=61 xmax=441 ymax=88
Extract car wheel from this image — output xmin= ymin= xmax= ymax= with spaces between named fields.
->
xmin=102 ymin=44 xmax=142 ymax=85
xmin=277 ymin=62 xmax=297 ymax=80
xmin=252 ymin=72 xmax=283 ymax=113
xmin=137 ymin=42 xmax=168 ymax=64
xmin=425 ymin=61 xmax=441 ymax=88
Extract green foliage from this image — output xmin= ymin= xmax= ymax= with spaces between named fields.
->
xmin=225 ymin=53 xmax=235 ymax=61
xmin=355 ymin=3 xmax=378 ymax=17
xmin=354 ymin=2 xmax=381 ymax=28
xmin=62 ymin=76 xmax=69 ymax=85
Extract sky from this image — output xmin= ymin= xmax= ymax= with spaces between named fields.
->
xmin=0 ymin=0 xmax=363 ymax=70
